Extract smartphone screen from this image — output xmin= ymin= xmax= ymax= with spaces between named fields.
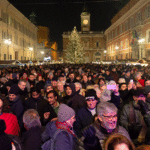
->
xmin=107 ymin=85 xmax=116 ymax=90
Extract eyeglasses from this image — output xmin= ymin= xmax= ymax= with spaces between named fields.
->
xmin=102 ymin=114 xmax=117 ymax=120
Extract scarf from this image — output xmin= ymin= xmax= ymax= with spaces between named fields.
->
xmin=55 ymin=121 xmax=76 ymax=137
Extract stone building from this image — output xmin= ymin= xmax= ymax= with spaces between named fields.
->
xmin=62 ymin=7 xmax=106 ymax=63
xmin=0 ymin=0 xmax=38 ymax=61
xmin=37 ymin=26 xmax=58 ymax=61
xmin=105 ymin=0 xmax=150 ymax=61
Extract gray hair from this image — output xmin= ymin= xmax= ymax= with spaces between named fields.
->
xmin=134 ymin=72 xmax=141 ymax=79
xmin=57 ymin=81 xmax=65 ymax=86
xmin=18 ymin=79 xmax=26 ymax=85
xmin=97 ymin=102 xmax=118 ymax=116
xmin=23 ymin=109 xmax=41 ymax=129
xmin=74 ymin=82 xmax=82 ymax=89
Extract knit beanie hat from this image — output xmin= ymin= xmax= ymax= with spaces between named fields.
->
xmin=85 ymin=89 xmax=98 ymax=100
xmin=58 ymin=104 xmax=75 ymax=122
xmin=0 ymin=119 xmax=12 ymax=150
xmin=9 ymin=85 xmax=19 ymax=95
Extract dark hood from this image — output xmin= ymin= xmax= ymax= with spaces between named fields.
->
xmin=65 ymin=83 xmax=76 ymax=96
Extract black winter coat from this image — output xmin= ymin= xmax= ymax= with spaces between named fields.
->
xmin=21 ymin=126 xmax=42 ymax=150
xmin=25 ymin=96 xmax=57 ymax=126
xmin=74 ymin=107 xmax=94 ymax=138
xmin=61 ymin=83 xmax=86 ymax=113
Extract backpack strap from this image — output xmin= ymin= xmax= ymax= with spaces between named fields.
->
xmin=51 ymin=129 xmax=73 ymax=150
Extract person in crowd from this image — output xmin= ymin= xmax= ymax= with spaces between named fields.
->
xmin=42 ymin=104 xmax=83 ymax=150
xmin=11 ymin=80 xmax=29 ymax=106
xmin=82 ymin=102 xmax=131 ymax=150
xmin=0 ymin=95 xmax=20 ymax=136
xmin=27 ymin=73 xmax=37 ymax=89
xmin=98 ymin=78 xmax=106 ymax=87
xmin=119 ymin=89 xmax=150 ymax=145
xmin=104 ymin=133 xmax=135 ymax=150
xmin=110 ymin=67 xmax=119 ymax=83
xmin=61 ymin=83 xmax=86 ymax=113
xmin=100 ymin=80 xmax=121 ymax=108
xmin=0 ymin=119 xmax=22 ymax=150
xmin=123 ymin=70 xmax=132 ymax=84
xmin=22 ymin=109 xmax=42 ymax=150
xmin=88 ymin=75 xmax=94 ymax=84
xmin=44 ymin=84 xmax=53 ymax=94
xmin=20 ymin=72 xmax=28 ymax=81
xmin=74 ymin=89 xmax=99 ymax=138
xmin=81 ymin=74 xmax=90 ymax=89
xmin=74 ymin=82 xmax=86 ymax=96
xmin=145 ymin=78 xmax=150 ymax=87
xmin=25 ymin=86 xmax=56 ymax=126
xmin=8 ymin=86 xmax=24 ymax=128
xmin=66 ymin=72 xmax=76 ymax=83
xmin=56 ymin=81 xmax=66 ymax=102
xmin=46 ymin=90 xmax=59 ymax=115
xmin=119 ymin=82 xmax=131 ymax=106
xmin=58 ymin=75 xmax=65 ymax=84
xmin=51 ymin=76 xmax=58 ymax=91
xmin=45 ymin=72 xmax=53 ymax=85
xmin=134 ymin=72 xmax=145 ymax=87
xmin=103 ymin=70 xmax=114 ymax=81
xmin=36 ymin=75 xmax=45 ymax=92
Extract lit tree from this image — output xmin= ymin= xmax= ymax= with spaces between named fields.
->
xmin=65 ymin=26 xmax=85 ymax=63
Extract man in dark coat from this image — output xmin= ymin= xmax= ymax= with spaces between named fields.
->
xmin=110 ymin=67 xmax=119 ymax=83
xmin=22 ymin=109 xmax=42 ymax=150
xmin=11 ymin=80 xmax=29 ymax=107
xmin=74 ymin=89 xmax=99 ymax=138
xmin=25 ymin=86 xmax=56 ymax=126
xmin=61 ymin=83 xmax=86 ymax=113
xmin=8 ymin=87 xmax=24 ymax=128
xmin=82 ymin=102 xmax=130 ymax=150
xmin=119 ymin=89 xmax=150 ymax=144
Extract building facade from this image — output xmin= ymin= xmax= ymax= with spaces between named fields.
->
xmin=0 ymin=0 xmax=38 ymax=61
xmin=105 ymin=0 xmax=150 ymax=61
xmin=37 ymin=26 xmax=58 ymax=61
xmin=62 ymin=8 xmax=106 ymax=63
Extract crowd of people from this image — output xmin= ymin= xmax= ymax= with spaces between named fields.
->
xmin=0 ymin=63 xmax=150 ymax=150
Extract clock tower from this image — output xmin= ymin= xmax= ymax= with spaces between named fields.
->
xmin=81 ymin=5 xmax=90 ymax=32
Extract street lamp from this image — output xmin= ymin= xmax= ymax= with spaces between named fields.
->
xmin=41 ymin=51 xmax=44 ymax=54
xmin=115 ymin=46 xmax=119 ymax=50
xmin=138 ymin=38 xmax=145 ymax=60
xmin=29 ymin=47 xmax=33 ymax=51
xmin=4 ymin=39 xmax=11 ymax=45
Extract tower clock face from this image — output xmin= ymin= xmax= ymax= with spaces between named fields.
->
xmin=83 ymin=19 xmax=88 ymax=25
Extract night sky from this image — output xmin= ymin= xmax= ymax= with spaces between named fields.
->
xmin=8 ymin=0 xmax=129 ymax=50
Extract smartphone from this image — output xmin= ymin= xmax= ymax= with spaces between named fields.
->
xmin=107 ymin=85 xmax=116 ymax=90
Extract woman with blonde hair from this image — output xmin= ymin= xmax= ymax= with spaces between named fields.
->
xmin=105 ymin=133 xmax=135 ymax=150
